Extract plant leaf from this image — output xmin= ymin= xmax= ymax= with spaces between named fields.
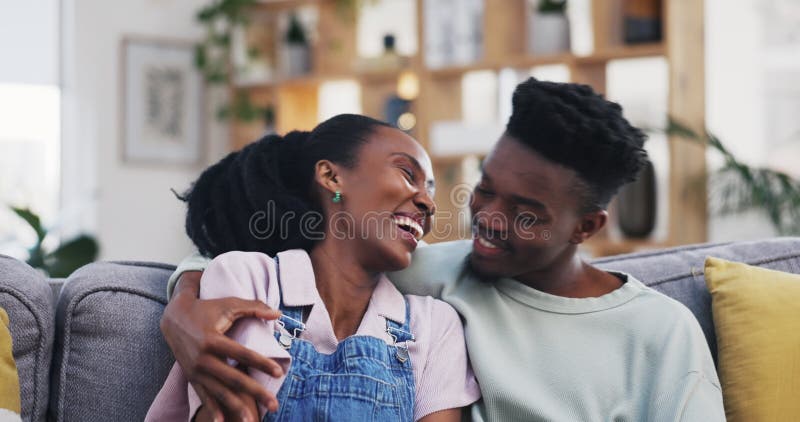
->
xmin=194 ymin=44 xmax=207 ymax=69
xmin=10 ymin=206 xmax=47 ymax=243
xmin=43 ymin=235 xmax=99 ymax=278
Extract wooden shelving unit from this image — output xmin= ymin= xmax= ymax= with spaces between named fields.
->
xmin=229 ymin=0 xmax=707 ymax=257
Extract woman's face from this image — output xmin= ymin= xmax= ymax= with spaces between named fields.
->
xmin=328 ymin=126 xmax=436 ymax=272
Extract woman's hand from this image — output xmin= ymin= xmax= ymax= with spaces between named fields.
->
xmin=160 ymin=271 xmax=283 ymax=421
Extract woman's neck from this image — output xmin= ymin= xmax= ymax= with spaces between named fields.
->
xmin=309 ymin=238 xmax=380 ymax=340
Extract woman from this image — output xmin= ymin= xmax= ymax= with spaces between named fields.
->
xmin=146 ymin=114 xmax=480 ymax=421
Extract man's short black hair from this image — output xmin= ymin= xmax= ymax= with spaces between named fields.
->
xmin=505 ymin=77 xmax=649 ymax=212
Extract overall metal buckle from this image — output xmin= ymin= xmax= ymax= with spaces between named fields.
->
xmin=276 ymin=314 xmax=306 ymax=350
xmin=381 ymin=315 xmax=415 ymax=363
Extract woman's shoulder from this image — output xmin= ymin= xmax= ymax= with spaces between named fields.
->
xmin=405 ymin=294 xmax=463 ymax=338
xmin=211 ymin=249 xmax=308 ymax=269
xmin=212 ymin=250 xmax=273 ymax=263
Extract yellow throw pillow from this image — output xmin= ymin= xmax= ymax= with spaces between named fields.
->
xmin=704 ymin=257 xmax=800 ymax=421
xmin=0 ymin=307 xmax=21 ymax=419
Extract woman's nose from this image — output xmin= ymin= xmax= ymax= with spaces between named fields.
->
xmin=414 ymin=189 xmax=436 ymax=217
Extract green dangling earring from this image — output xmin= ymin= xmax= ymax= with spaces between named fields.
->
xmin=332 ymin=190 xmax=342 ymax=203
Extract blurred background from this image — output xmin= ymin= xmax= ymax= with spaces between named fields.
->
xmin=0 ymin=0 xmax=798 ymax=275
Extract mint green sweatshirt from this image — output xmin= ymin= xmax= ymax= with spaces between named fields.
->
xmin=168 ymin=240 xmax=724 ymax=421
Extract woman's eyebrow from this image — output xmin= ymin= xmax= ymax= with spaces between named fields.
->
xmin=390 ymin=152 xmax=422 ymax=169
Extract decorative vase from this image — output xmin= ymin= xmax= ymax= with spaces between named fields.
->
xmin=283 ymin=43 xmax=310 ymax=77
xmin=617 ymin=160 xmax=657 ymax=238
xmin=528 ymin=12 xmax=571 ymax=55
xmin=623 ymin=0 xmax=663 ymax=44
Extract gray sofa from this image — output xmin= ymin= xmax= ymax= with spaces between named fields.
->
xmin=2 ymin=238 xmax=800 ymax=421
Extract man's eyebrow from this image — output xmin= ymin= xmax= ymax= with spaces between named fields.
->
xmin=510 ymin=194 xmax=548 ymax=210
xmin=481 ymin=170 xmax=547 ymax=210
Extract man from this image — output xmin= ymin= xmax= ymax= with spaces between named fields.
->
xmin=161 ymin=78 xmax=724 ymax=421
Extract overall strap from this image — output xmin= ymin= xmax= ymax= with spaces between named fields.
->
xmin=384 ymin=297 xmax=415 ymax=343
xmin=383 ymin=298 xmax=415 ymax=363
xmin=274 ymin=255 xmax=305 ymax=347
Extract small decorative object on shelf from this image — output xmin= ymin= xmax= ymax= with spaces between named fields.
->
xmin=528 ymin=0 xmax=571 ymax=56
xmin=424 ymin=0 xmax=484 ymax=68
xmin=355 ymin=33 xmax=408 ymax=72
xmin=384 ymin=70 xmax=418 ymax=133
xmin=263 ymin=105 xmax=276 ymax=134
xmin=379 ymin=34 xmax=405 ymax=70
xmin=623 ymin=0 xmax=662 ymax=44
xmin=232 ymin=23 xmax=274 ymax=86
xmin=384 ymin=95 xmax=413 ymax=132
xmin=283 ymin=13 xmax=312 ymax=77
xmin=617 ymin=160 xmax=657 ymax=239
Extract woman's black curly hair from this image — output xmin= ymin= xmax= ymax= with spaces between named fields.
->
xmin=181 ymin=114 xmax=392 ymax=258
xmin=505 ymin=78 xmax=649 ymax=212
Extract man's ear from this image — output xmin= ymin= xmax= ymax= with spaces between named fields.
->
xmin=314 ymin=159 xmax=342 ymax=195
xmin=570 ymin=210 xmax=608 ymax=244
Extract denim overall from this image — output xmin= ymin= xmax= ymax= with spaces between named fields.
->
xmin=264 ymin=257 xmax=416 ymax=422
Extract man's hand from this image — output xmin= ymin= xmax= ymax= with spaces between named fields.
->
xmin=161 ymin=271 xmax=283 ymax=421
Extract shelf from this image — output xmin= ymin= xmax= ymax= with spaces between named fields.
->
xmin=253 ymin=0 xmax=319 ymax=11
xmin=229 ymin=0 xmax=707 ymax=248
xmin=235 ymin=43 xmax=665 ymax=90
xmin=431 ymin=153 xmax=486 ymax=165
xmin=234 ymin=67 xmax=414 ymax=90
xmin=427 ymin=52 xmax=575 ymax=78
xmin=234 ymin=74 xmax=319 ymax=90
xmin=357 ymin=68 xmax=411 ymax=83
xmin=425 ymin=44 xmax=665 ymax=79
xmin=574 ymin=43 xmax=665 ymax=65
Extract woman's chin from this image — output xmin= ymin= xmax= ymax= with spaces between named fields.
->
xmin=378 ymin=243 xmax=413 ymax=273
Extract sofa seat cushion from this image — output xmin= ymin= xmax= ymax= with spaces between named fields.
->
xmin=0 ymin=255 xmax=53 ymax=422
xmin=50 ymin=261 xmax=175 ymax=421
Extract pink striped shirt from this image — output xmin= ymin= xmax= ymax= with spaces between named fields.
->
xmin=146 ymin=250 xmax=480 ymax=421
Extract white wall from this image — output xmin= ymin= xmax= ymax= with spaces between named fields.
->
xmin=0 ymin=0 xmax=58 ymax=85
xmin=61 ymin=0 xmax=228 ymax=263
xmin=705 ymin=0 xmax=800 ymax=241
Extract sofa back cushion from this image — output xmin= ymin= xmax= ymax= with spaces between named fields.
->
xmin=593 ymin=237 xmax=800 ymax=362
xmin=0 ymin=255 xmax=54 ymax=422
xmin=49 ymin=261 xmax=175 ymax=422
xmin=44 ymin=238 xmax=800 ymax=420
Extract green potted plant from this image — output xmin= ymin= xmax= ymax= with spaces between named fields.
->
xmin=668 ymin=120 xmax=800 ymax=235
xmin=9 ymin=207 xmax=99 ymax=277
xmin=282 ymin=13 xmax=311 ymax=77
xmin=528 ymin=0 xmax=570 ymax=55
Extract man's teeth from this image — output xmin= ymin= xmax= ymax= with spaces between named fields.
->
xmin=393 ymin=215 xmax=423 ymax=240
xmin=477 ymin=235 xmax=499 ymax=249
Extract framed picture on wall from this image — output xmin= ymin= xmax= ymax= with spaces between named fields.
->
xmin=121 ymin=37 xmax=204 ymax=165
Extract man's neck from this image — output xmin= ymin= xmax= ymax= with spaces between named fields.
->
xmin=513 ymin=251 xmax=623 ymax=299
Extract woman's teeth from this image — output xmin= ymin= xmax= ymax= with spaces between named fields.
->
xmin=477 ymin=235 xmax=499 ymax=249
xmin=393 ymin=215 xmax=423 ymax=240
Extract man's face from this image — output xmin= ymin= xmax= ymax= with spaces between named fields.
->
xmin=468 ymin=134 xmax=585 ymax=279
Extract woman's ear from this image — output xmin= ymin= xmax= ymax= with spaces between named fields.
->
xmin=314 ymin=160 xmax=342 ymax=195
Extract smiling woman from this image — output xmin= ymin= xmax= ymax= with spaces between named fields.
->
xmin=148 ymin=114 xmax=477 ymax=422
